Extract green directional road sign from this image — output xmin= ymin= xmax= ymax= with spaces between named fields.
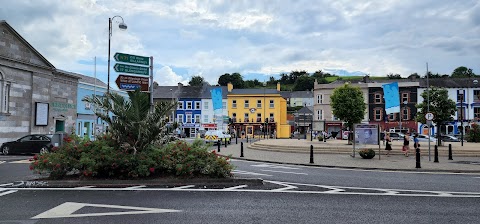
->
xmin=114 ymin=52 xmax=149 ymax=66
xmin=114 ymin=63 xmax=149 ymax=76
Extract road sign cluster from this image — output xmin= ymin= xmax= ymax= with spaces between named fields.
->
xmin=114 ymin=52 xmax=150 ymax=91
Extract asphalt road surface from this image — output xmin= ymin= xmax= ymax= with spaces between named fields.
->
xmin=1 ymin=155 xmax=480 ymax=223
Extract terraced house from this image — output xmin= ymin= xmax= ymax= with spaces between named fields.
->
xmin=227 ymin=82 xmax=290 ymax=138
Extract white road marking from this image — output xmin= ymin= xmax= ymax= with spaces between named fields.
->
xmin=74 ymin=186 xmax=95 ymax=189
xmin=251 ymin=164 xmax=300 ymax=170
xmin=260 ymin=170 xmax=308 ymax=175
xmin=0 ymin=183 xmax=13 ymax=187
xmin=171 ymin=185 xmax=195 ymax=189
xmin=31 ymin=202 xmax=181 ymax=219
xmin=0 ymin=161 xmax=5 ymax=165
xmin=232 ymin=170 xmax=273 ymax=177
xmin=0 ymin=190 xmax=17 ymax=197
xmin=124 ymin=185 xmax=146 ymax=189
xmin=265 ymin=181 xmax=298 ymax=191
xmin=223 ymin=185 xmax=248 ymax=190
xmin=9 ymin=159 xmax=31 ymax=164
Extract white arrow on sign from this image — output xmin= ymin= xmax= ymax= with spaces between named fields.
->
xmin=31 ymin=202 xmax=181 ymax=219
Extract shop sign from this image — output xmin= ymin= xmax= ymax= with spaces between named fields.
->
xmin=202 ymin=124 xmax=217 ymax=128
xmin=52 ymin=102 xmax=76 ymax=112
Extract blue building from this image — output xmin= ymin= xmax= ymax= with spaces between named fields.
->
xmin=75 ymin=73 xmax=128 ymax=139
xmin=176 ymin=83 xmax=203 ymax=138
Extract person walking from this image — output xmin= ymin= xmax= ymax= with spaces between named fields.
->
xmin=403 ymin=132 xmax=410 ymax=157
xmin=384 ymin=132 xmax=392 ymax=156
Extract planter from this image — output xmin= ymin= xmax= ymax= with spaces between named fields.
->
xmin=358 ymin=149 xmax=375 ymax=159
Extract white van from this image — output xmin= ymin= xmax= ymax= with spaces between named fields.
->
xmin=204 ymin=130 xmax=231 ymax=145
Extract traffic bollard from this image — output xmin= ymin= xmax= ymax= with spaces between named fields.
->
xmin=310 ymin=145 xmax=314 ymax=164
xmin=434 ymin=145 xmax=439 ymax=163
xmin=415 ymin=147 xmax=421 ymax=168
xmin=448 ymin=144 xmax=453 ymax=160
xmin=236 ymin=136 xmax=238 ymax=144
xmin=217 ymin=141 xmax=221 ymax=152
xmin=246 ymin=135 xmax=248 ymax=143
xmin=240 ymin=142 xmax=244 ymax=157
xmin=224 ymin=138 xmax=227 ymax=148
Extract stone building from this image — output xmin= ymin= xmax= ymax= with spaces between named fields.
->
xmin=0 ymin=20 xmax=79 ymax=143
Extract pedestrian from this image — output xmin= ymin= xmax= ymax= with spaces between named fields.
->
xmin=382 ymin=130 xmax=386 ymax=146
xmin=384 ymin=132 xmax=392 ymax=156
xmin=413 ymin=133 xmax=420 ymax=153
xmin=403 ymin=132 xmax=410 ymax=157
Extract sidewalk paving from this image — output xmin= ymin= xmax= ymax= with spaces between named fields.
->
xmin=216 ymin=138 xmax=480 ymax=173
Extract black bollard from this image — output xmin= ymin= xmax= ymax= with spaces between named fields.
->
xmin=240 ymin=142 xmax=244 ymax=157
xmin=415 ymin=147 xmax=421 ymax=168
xmin=246 ymin=135 xmax=248 ymax=143
xmin=236 ymin=136 xmax=238 ymax=144
xmin=310 ymin=145 xmax=314 ymax=164
xmin=217 ymin=140 xmax=221 ymax=152
xmin=448 ymin=144 xmax=453 ymax=160
xmin=225 ymin=138 xmax=227 ymax=148
xmin=434 ymin=145 xmax=439 ymax=163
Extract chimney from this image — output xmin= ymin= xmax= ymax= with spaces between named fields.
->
xmin=277 ymin=82 xmax=281 ymax=91
xmin=362 ymin=75 xmax=370 ymax=83
xmin=178 ymin=82 xmax=183 ymax=90
xmin=227 ymin=82 xmax=233 ymax=92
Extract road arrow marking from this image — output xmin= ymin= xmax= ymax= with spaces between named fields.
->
xmin=260 ymin=170 xmax=308 ymax=175
xmin=0 ymin=161 xmax=5 ymax=165
xmin=31 ymin=202 xmax=181 ymax=219
xmin=0 ymin=189 xmax=17 ymax=197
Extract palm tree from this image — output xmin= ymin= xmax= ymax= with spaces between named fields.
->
xmin=83 ymin=90 xmax=176 ymax=154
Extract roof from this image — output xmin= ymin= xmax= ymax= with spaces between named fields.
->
xmin=418 ymin=77 xmax=480 ymax=88
xmin=280 ymin=92 xmax=291 ymax=98
xmin=153 ymin=85 xmax=181 ymax=99
xmin=153 ymin=84 xmax=228 ymax=100
xmin=297 ymin=106 xmax=313 ymax=114
xmin=229 ymin=88 xmax=280 ymax=95
xmin=0 ymin=20 xmax=55 ymax=68
xmin=201 ymin=86 xmax=228 ymax=99
xmin=290 ymin=91 xmax=313 ymax=98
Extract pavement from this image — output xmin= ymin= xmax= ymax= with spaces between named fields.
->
xmin=215 ymin=138 xmax=480 ymax=173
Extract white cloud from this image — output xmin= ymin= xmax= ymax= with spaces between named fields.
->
xmin=155 ymin=66 xmax=188 ymax=85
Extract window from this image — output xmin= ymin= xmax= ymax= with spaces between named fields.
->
xmin=457 ymin=90 xmax=465 ymax=102
xmin=203 ymin=115 xmax=208 ymax=123
xmin=244 ymin=113 xmax=249 ymax=122
xmin=204 ymin=102 xmax=209 ymax=110
xmin=195 ymin=114 xmax=200 ymax=123
xmin=257 ymin=113 xmax=262 ymax=122
xmin=222 ymin=101 xmax=226 ymax=109
xmin=375 ymin=93 xmax=382 ymax=104
xmin=316 ymin=94 xmax=323 ymax=104
xmin=257 ymin=100 xmax=262 ymax=108
xmin=232 ymin=100 xmax=237 ymax=108
xmin=177 ymin=114 xmax=184 ymax=123
xmin=474 ymin=107 xmax=480 ymax=119
xmin=244 ymin=100 xmax=249 ymax=108
xmin=402 ymin=93 xmax=409 ymax=103
xmin=195 ymin=102 xmax=201 ymax=110
xmin=316 ymin=110 xmax=323 ymax=120
xmin=388 ymin=113 xmax=396 ymax=121
xmin=186 ymin=102 xmax=193 ymax=110
xmin=474 ymin=90 xmax=480 ymax=102
xmin=332 ymin=115 xmax=339 ymax=121
xmin=269 ymin=100 xmax=274 ymax=108
xmin=374 ymin=108 xmax=382 ymax=121
xmin=177 ymin=102 xmax=184 ymax=110
xmin=269 ymin=113 xmax=274 ymax=122
xmin=186 ymin=114 xmax=192 ymax=123
xmin=457 ymin=107 xmax=466 ymax=120
xmin=402 ymin=107 xmax=409 ymax=120
xmin=232 ymin=113 xmax=237 ymax=122
xmin=0 ymin=73 xmax=11 ymax=113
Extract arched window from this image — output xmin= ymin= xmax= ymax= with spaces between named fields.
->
xmin=0 ymin=71 xmax=11 ymax=114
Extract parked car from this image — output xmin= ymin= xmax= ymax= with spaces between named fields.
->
xmin=1 ymin=134 xmax=53 ymax=155
xmin=414 ymin=134 xmax=437 ymax=142
xmin=388 ymin=132 xmax=405 ymax=141
xmin=440 ymin=135 xmax=466 ymax=142
xmin=204 ymin=130 xmax=231 ymax=145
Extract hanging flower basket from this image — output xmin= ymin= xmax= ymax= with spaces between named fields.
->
xmin=359 ymin=148 xmax=375 ymax=159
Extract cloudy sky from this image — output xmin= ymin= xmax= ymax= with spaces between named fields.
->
xmin=1 ymin=0 xmax=479 ymax=89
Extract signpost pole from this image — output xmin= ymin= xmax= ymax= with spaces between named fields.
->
xmin=150 ymin=57 xmax=154 ymax=112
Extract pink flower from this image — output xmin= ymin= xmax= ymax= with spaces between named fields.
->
xmin=29 ymin=165 xmax=33 ymax=170
xmin=149 ymin=167 xmax=155 ymax=173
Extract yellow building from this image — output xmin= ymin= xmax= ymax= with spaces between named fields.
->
xmin=227 ymin=82 xmax=290 ymax=139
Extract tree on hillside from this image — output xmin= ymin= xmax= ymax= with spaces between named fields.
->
xmin=330 ymin=84 xmax=366 ymax=132
xmin=188 ymin=75 xmax=206 ymax=86
xmin=217 ymin=73 xmax=245 ymax=88
xmin=451 ymin=66 xmax=475 ymax=78
xmin=408 ymin=73 xmax=420 ymax=79
xmin=415 ymin=86 xmax=456 ymax=145
xmin=289 ymin=70 xmax=308 ymax=84
xmin=387 ymin=73 xmax=402 ymax=79
xmin=293 ymin=75 xmax=314 ymax=91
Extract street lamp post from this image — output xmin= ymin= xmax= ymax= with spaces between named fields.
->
xmin=459 ymin=89 xmax=464 ymax=146
xmin=264 ymin=82 xmax=266 ymax=139
xmin=107 ymin=16 xmax=127 ymax=93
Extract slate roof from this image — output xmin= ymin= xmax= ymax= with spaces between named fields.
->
xmin=201 ymin=86 xmax=228 ymax=99
xmin=229 ymin=89 xmax=280 ymax=95
xmin=72 ymin=72 xmax=107 ymax=88
xmin=290 ymin=91 xmax=313 ymax=98
xmin=418 ymin=77 xmax=480 ymax=88
xmin=153 ymin=84 xmax=228 ymax=100
xmin=280 ymin=92 xmax=291 ymax=98
xmin=297 ymin=106 xmax=313 ymax=114
xmin=153 ymin=85 xmax=182 ymax=99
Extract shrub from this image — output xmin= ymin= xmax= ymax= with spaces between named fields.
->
xmin=317 ymin=135 xmax=323 ymax=141
xmin=466 ymin=123 xmax=480 ymax=143
xmin=30 ymin=135 xmax=233 ymax=179
xmin=358 ymin=148 xmax=375 ymax=159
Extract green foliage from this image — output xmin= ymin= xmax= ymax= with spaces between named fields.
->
xmin=451 ymin=66 xmax=476 ymax=78
xmin=30 ymin=136 xmax=234 ymax=179
xmin=293 ymin=75 xmax=314 ymax=91
xmin=466 ymin=124 xmax=480 ymax=143
xmin=415 ymin=87 xmax=457 ymax=125
xmin=188 ymin=75 xmax=206 ymax=86
xmin=358 ymin=149 xmax=375 ymax=159
xmin=83 ymin=90 xmax=177 ymax=154
xmin=218 ymin=73 xmax=244 ymax=88
xmin=387 ymin=73 xmax=402 ymax=79
xmin=330 ymin=84 xmax=366 ymax=130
